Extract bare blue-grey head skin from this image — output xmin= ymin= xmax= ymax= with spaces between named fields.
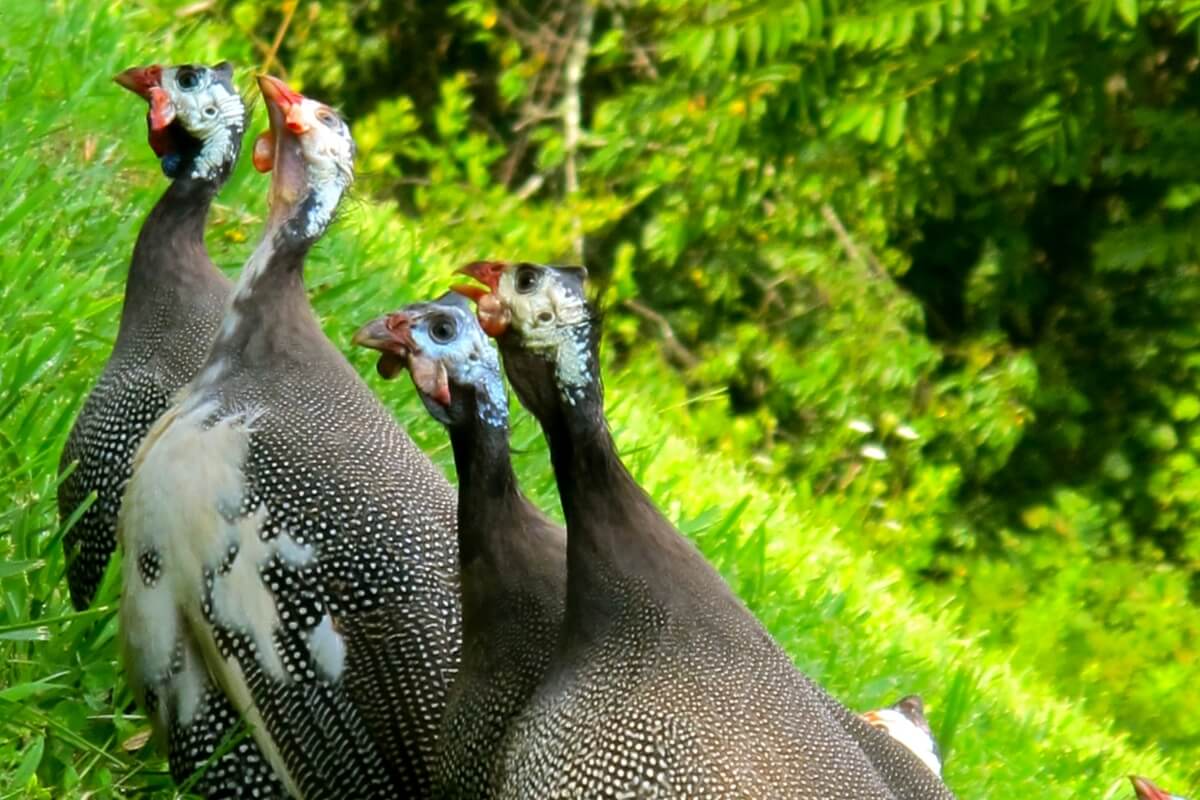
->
xmin=355 ymin=290 xmax=568 ymax=799
xmin=117 ymin=75 xmax=460 ymax=799
xmin=457 ymin=260 xmax=957 ymax=799
xmin=354 ymin=292 xmax=508 ymax=431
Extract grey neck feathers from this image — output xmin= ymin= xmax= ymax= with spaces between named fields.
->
xmin=231 ymin=177 xmax=344 ymax=303
xmin=141 ymin=176 xmax=218 ymax=251
xmin=117 ymin=177 xmax=223 ymax=342
xmin=538 ymin=321 xmax=631 ymax=507
xmin=534 ymin=321 xmax=683 ymax=629
xmin=200 ymin=203 xmax=324 ymax=382
xmin=449 ymin=383 xmax=519 ymax=567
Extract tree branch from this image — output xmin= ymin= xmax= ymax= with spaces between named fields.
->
xmin=623 ymin=298 xmax=700 ymax=369
xmin=821 ymin=202 xmax=885 ymax=281
xmin=260 ymin=0 xmax=298 ymax=75
xmin=562 ymin=2 xmax=594 ymax=262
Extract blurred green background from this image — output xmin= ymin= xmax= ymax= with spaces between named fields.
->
xmin=1 ymin=0 xmax=1198 ymax=796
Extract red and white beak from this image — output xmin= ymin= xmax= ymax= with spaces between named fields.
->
xmin=115 ymin=65 xmax=174 ymax=153
xmin=254 ymin=74 xmax=315 ymax=225
xmin=114 ymin=65 xmax=163 ymax=101
xmin=453 ymin=261 xmax=512 ymax=337
xmin=352 ymin=312 xmax=413 ymax=381
xmin=1130 ymin=776 xmax=1179 ymax=800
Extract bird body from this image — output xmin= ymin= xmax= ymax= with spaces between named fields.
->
xmin=60 ymin=62 xmax=243 ymax=612
xmin=119 ymin=77 xmax=459 ymax=799
xmin=861 ymin=695 xmax=943 ymax=777
xmin=459 ymin=261 xmax=956 ymax=800
xmin=355 ymin=295 xmax=566 ymax=799
xmin=433 ymin=431 xmax=564 ymax=799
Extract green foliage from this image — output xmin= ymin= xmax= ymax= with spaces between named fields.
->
xmin=3 ymin=0 xmax=1200 ymax=797
xmin=299 ymin=0 xmax=1200 ymax=757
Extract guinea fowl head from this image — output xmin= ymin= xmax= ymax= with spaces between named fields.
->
xmin=454 ymin=261 xmax=592 ymax=422
xmin=353 ymin=292 xmax=506 ymax=429
xmin=114 ymin=62 xmax=244 ymax=182
xmin=254 ymin=74 xmax=355 ymax=245
xmin=1131 ymin=776 xmax=1190 ymax=800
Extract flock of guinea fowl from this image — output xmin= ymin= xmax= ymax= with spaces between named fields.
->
xmin=53 ymin=61 xmax=1182 ymax=800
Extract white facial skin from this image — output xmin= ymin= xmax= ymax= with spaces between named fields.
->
xmin=496 ymin=264 xmax=592 ymax=398
xmin=157 ymin=65 xmax=244 ymax=180
xmin=286 ymin=98 xmax=355 ymax=239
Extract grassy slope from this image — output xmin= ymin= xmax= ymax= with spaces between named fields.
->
xmin=0 ymin=2 xmax=1192 ymax=798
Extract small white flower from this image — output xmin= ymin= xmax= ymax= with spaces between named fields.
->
xmin=861 ymin=444 xmax=888 ymax=461
xmin=849 ymin=419 xmax=874 ymax=434
xmin=895 ymin=424 xmax=920 ymax=441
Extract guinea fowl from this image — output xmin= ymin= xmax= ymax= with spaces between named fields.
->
xmin=119 ymin=76 xmax=459 ymax=799
xmin=861 ymin=695 xmax=943 ymax=777
xmin=354 ymin=292 xmax=566 ymax=799
xmin=59 ymin=62 xmax=245 ymax=611
xmin=457 ymin=260 xmax=956 ymax=800
xmin=1132 ymin=776 xmax=1192 ymax=800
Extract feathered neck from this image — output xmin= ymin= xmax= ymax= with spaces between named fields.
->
xmin=517 ymin=317 xmax=694 ymax=638
xmin=229 ymin=175 xmax=345 ymax=306
xmin=448 ymin=384 xmax=521 ymax=568
xmin=116 ymin=174 xmax=223 ymax=340
xmin=194 ymin=185 xmax=340 ymax=384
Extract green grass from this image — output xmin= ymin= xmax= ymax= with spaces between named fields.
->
xmin=0 ymin=2 xmax=1195 ymax=798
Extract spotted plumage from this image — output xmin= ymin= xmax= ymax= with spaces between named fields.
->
xmin=59 ymin=61 xmax=283 ymax=800
xmin=354 ymin=293 xmax=566 ymax=798
xmin=118 ymin=76 xmax=459 ymax=799
xmin=460 ymin=261 xmax=957 ymax=799
xmin=60 ymin=61 xmax=245 ymax=611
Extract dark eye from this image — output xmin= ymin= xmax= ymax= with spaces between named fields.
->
xmin=204 ymin=106 xmax=217 ymax=117
xmin=429 ymin=316 xmax=456 ymax=344
xmin=515 ymin=266 xmax=540 ymax=294
xmin=317 ymin=109 xmax=339 ymax=128
xmin=177 ymin=69 xmax=200 ymax=90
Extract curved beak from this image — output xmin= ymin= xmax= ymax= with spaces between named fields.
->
xmin=258 ymin=74 xmax=309 ymax=134
xmin=449 ymin=283 xmax=489 ymax=303
xmin=254 ymin=74 xmax=310 ymax=224
xmin=115 ymin=65 xmax=174 ymax=135
xmin=114 ymin=65 xmax=163 ymax=99
xmin=351 ymin=312 xmax=450 ymax=404
xmin=1130 ymin=777 xmax=1171 ymax=800
xmin=351 ymin=315 xmax=397 ymax=350
xmin=453 ymin=260 xmax=512 ymax=337
xmin=353 ymin=313 xmax=411 ymax=381
xmin=457 ymin=260 xmax=506 ymax=291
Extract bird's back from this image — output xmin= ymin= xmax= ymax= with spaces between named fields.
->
xmin=120 ymin=329 xmax=460 ymax=798
xmin=500 ymin=533 xmax=953 ymax=800
xmin=436 ymin=500 xmax=565 ymax=798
